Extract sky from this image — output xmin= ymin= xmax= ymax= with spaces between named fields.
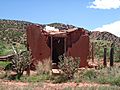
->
xmin=0 ymin=0 xmax=120 ymax=37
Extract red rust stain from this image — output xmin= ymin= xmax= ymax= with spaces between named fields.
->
xmin=27 ymin=25 xmax=50 ymax=66
xmin=27 ymin=25 xmax=89 ymax=68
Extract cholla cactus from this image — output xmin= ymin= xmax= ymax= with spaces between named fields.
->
xmin=58 ymin=56 xmax=80 ymax=79
xmin=11 ymin=45 xmax=31 ymax=79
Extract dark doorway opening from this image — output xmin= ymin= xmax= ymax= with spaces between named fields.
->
xmin=52 ymin=37 xmax=65 ymax=65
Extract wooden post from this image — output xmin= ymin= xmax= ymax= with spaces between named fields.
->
xmin=26 ymin=65 xmax=30 ymax=76
xmin=110 ymin=43 xmax=114 ymax=67
xmin=51 ymin=36 xmax=53 ymax=61
xmin=91 ymin=42 xmax=94 ymax=62
xmin=26 ymin=49 xmax=32 ymax=76
xmin=103 ymin=47 xmax=107 ymax=67
xmin=110 ymin=48 xmax=114 ymax=66
xmin=64 ymin=37 xmax=66 ymax=56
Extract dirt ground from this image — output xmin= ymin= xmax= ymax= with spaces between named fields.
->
xmin=0 ymin=61 xmax=119 ymax=90
xmin=0 ymin=79 xmax=110 ymax=90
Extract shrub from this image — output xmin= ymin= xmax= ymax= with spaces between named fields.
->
xmin=58 ymin=56 xmax=80 ymax=79
xmin=92 ymin=40 xmax=111 ymax=60
xmin=114 ymin=47 xmax=120 ymax=62
xmin=0 ymin=30 xmax=24 ymax=44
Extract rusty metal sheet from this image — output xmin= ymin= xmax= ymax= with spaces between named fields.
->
xmin=27 ymin=25 xmax=89 ymax=68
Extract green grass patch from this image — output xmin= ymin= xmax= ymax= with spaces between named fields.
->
xmin=0 ymin=61 xmax=11 ymax=68
xmin=82 ymin=69 xmax=97 ymax=81
xmin=20 ymin=74 xmax=51 ymax=82
xmin=96 ymin=67 xmax=120 ymax=86
xmin=0 ymin=40 xmax=26 ymax=56
xmin=80 ymin=67 xmax=120 ymax=86
xmin=0 ymin=49 xmax=13 ymax=56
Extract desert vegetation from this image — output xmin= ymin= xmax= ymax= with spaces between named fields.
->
xmin=90 ymin=40 xmax=120 ymax=62
xmin=0 ymin=20 xmax=120 ymax=89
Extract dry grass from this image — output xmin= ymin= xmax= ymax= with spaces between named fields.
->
xmin=36 ymin=58 xmax=52 ymax=75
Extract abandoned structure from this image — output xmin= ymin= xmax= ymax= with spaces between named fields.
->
xmin=26 ymin=25 xmax=89 ymax=68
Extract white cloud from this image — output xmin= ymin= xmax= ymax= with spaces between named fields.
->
xmin=92 ymin=21 xmax=120 ymax=37
xmin=89 ymin=0 xmax=120 ymax=9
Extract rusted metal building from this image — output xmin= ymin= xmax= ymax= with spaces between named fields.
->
xmin=26 ymin=25 xmax=89 ymax=68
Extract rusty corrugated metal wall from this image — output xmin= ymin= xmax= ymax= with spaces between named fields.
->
xmin=27 ymin=25 xmax=89 ymax=67
xmin=66 ymin=29 xmax=89 ymax=67
xmin=27 ymin=25 xmax=50 ymax=65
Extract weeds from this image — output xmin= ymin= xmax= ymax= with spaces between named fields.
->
xmin=71 ymin=66 xmax=120 ymax=86
xmin=82 ymin=69 xmax=97 ymax=81
xmin=51 ymin=75 xmax=68 ymax=83
xmin=36 ymin=58 xmax=52 ymax=75
xmin=95 ymin=67 xmax=120 ymax=86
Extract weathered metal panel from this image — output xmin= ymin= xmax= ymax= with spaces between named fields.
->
xmin=66 ymin=29 xmax=89 ymax=67
xmin=26 ymin=25 xmax=50 ymax=65
xmin=27 ymin=25 xmax=89 ymax=68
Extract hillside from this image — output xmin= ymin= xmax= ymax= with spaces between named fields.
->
xmin=90 ymin=31 xmax=120 ymax=46
xmin=47 ymin=23 xmax=76 ymax=30
xmin=47 ymin=23 xmax=120 ymax=46
xmin=0 ymin=19 xmax=33 ymax=32
xmin=0 ymin=20 xmax=77 ymax=31
xmin=0 ymin=19 xmax=120 ymax=46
